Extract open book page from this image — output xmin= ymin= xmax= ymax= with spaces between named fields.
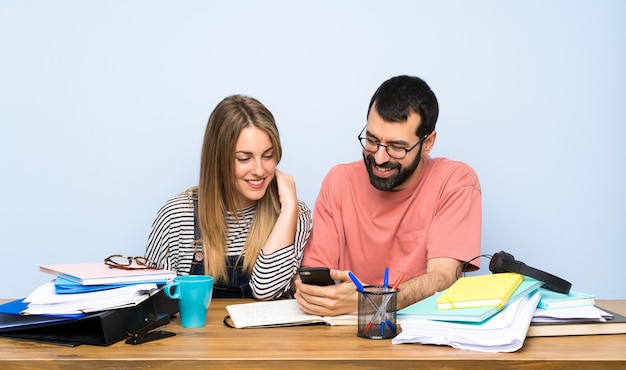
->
xmin=226 ymin=299 xmax=357 ymax=328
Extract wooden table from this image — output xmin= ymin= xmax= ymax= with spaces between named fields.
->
xmin=0 ymin=299 xmax=624 ymax=369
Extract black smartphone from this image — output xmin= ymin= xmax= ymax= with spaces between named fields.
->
xmin=298 ymin=267 xmax=335 ymax=286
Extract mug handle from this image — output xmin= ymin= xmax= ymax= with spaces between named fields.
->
xmin=164 ymin=282 xmax=181 ymax=299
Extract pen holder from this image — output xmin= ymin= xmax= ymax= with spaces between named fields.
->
xmin=357 ymin=285 xmax=398 ymax=339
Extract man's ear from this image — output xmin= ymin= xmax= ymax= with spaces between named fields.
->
xmin=422 ymin=130 xmax=437 ymax=155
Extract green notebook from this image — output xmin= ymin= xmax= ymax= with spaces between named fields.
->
xmin=398 ymin=277 xmax=542 ymax=323
xmin=537 ymin=288 xmax=595 ymax=310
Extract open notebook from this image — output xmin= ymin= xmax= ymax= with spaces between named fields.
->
xmin=226 ymin=299 xmax=357 ymax=328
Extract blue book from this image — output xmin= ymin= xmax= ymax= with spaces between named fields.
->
xmin=536 ymin=288 xmax=595 ymax=310
xmin=397 ymin=277 xmax=542 ymax=323
xmin=54 ymin=277 xmax=164 ymax=294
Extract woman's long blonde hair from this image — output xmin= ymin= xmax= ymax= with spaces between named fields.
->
xmin=197 ymin=95 xmax=282 ymax=282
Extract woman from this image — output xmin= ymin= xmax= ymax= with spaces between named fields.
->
xmin=145 ymin=95 xmax=312 ymax=299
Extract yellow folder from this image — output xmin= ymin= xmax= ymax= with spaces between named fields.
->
xmin=436 ymin=272 xmax=524 ymax=310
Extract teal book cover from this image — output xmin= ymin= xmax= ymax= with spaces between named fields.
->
xmin=54 ymin=277 xmax=164 ymax=294
xmin=398 ymin=277 xmax=542 ymax=323
xmin=537 ymin=288 xmax=595 ymax=310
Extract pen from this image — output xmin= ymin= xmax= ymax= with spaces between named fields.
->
xmin=383 ymin=267 xmax=389 ymax=292
xmin=349 ymin=272 xmax=379 ymax=335
xmin=380 ymin=271 xmax=406 ymax=310
xmin=370 ymin=271 xmax=407 ymax=335
xmin=350 ymin=271 xmax=398 ymax=336
xmin=348 ymin=271 xmax=381 ymax=313
xmin=348 ymin=271 xmax=365 ymax=292
xmin=392 ymin=271 xmax=406 ymax=291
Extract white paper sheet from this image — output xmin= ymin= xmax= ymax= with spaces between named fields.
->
xmin=21 ymin=280 xmax=157 ymax=314
xmin=392 ymin=290 xmax=541 ymax=352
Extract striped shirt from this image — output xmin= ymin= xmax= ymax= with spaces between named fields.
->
xmin=144 ymin=192 xmax=312 ymax=300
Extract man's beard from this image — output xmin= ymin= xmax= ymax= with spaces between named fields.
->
xmin=363 ymin=149 xmax=422 ymax=191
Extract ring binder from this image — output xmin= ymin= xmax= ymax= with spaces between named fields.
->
xmin=0 ymin=287 xmax=178 ymax=346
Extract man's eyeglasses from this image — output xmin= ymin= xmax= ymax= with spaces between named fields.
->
xmin=104 ymin=254 xmax=158 ymax=270
xmin=357 ymin=125 xmax=428 ymax=159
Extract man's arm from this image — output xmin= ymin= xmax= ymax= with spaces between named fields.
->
xmin=296 ymin=258 xmax=463 ymax=316
xmin=396 ymin=257 xmax=461 ymax=309
xmin=294 ymin=269 xmax=359 ymax=316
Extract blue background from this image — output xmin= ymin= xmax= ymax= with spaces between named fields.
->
xmin=1 ymin=1 xmax=624 ymax=299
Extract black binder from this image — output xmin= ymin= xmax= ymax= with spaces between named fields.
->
xmin=0 ymin=288 xmax=178 ymax=346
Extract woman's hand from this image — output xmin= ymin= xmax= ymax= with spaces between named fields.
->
xmin=274 ymin=169 xmax=298 ymax=216
xmin=260 ymin=169 xmax=299 ymax=254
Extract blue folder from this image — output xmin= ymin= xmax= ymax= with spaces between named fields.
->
xmin=0 ymin=299 xmax=84 ymax=331
xmin=0 ymin=288 xmax=178 ymax=346
xmin=54 ymin=277 xmax=165 ymax=294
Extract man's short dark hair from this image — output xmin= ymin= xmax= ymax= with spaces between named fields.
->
xmin=367 ymin=75 xmax=439 ymax=137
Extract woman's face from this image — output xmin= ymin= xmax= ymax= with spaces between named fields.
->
xmin=233 ymin=126 xmax=277 ymax=208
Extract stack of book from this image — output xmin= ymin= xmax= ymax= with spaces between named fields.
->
xmin=394 ymin=273 xmax=543 ymax=352
xmin=17 ymin=262 xmax=176 ymax=315
xmin=0 ymin=262 xmax=179 ymax=346
xmin=528 ymin=288 xmax=626 ymax=337
xmin=394 ymin=273 xmax=626 ymax=352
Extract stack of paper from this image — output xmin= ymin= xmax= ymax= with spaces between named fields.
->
xmin=398 ymin=277 xmax=542 ymax=323
xmin=40 ymin=262 xmax=176 ymax=286
xmin=393 ymin=290 xmax=541 ymax=352
xmin=532 ymin=304 xmax=608 ymax=324
xmin=394 ymin=276 xmax=542 ymax=352
xmin=22 ymin=280 xmax=158 ymax=315
xmin=528 ymin=305 xmax=626 ymax=337
xmin=13 ymin=261 xmax=177 ymax=315
xmin=526 ymin=288 xmax=626 ymax=337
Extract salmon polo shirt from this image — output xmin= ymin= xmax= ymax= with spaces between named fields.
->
xmin=302 ymin=155 xmax=482 ymax=286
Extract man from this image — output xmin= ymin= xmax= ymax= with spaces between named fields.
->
xmin=295 ymin=75 xmax=481 ymax=316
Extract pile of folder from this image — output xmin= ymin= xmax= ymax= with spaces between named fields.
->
xmin=0 ymin=261 xmax=178 ymax=346
xmin=394 ymin=273 xmax=542 ymax=352
xmin=527 ymin=288 xmax=626 ymax=337
xmin=17 ymin=262 xmax=176 ymax=315
xmin=393 ymin=272 xmax=622 ymax=352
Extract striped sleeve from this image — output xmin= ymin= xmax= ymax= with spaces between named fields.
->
xmin=144 ymin=193 xmax=196 ymax=275
xmin=250 ymin=200 xmax=312 ymax=300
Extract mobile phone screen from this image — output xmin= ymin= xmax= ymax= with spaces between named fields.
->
xmin=299 ymin=267 xmax=335 ymax=286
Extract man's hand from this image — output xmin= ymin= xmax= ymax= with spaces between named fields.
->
xmin=294 ymin=269 xmax=358 ymax=316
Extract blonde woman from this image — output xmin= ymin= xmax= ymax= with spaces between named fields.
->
xmin=145 ymin=95 xmax=312 ymax=299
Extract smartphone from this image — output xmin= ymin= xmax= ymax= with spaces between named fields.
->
xmin=298 ymin=267 xmax=335 ymax=286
